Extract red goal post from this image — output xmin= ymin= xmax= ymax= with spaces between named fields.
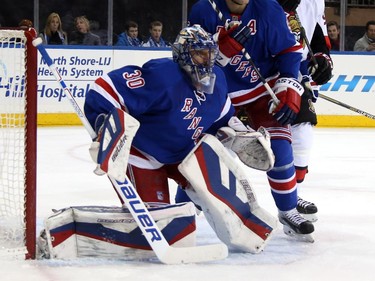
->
xmin=0 ymin=27 xmax=37 ymax=259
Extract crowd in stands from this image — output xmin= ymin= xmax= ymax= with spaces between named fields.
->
xmin=39 ymin=13 xmax=67 ymax=45
xmin=114 ymin=20 xmax=170 ymax=47
xmin=13 ymin=14 xmax=170 ymax=48
xmin=10 ymin=12 xmax=374 ymax=51
xmin=326 ymin=20 xmax=375 ymax=52
xmin=353 ymin=20 xmax=375 ymax=51
xmin=327 ymin=20 xmax=340 ymax=51
xmin=16 ymin=14 xmax=101 ymax=46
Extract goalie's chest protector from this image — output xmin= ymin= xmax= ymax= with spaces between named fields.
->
xmin=131 ymin=65 xmax=231 ymax=164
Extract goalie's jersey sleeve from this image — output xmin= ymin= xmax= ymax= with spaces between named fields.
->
xmin=84 ymin=58 xmax=234 ymax=164
xmin=188 ymin=0 xmax=302 ymax=103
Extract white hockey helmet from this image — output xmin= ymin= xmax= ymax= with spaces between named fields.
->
xmin=173 ymin=24 xmax=218 ymax=94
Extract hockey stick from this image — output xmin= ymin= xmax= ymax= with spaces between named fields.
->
xmin=290 ymin=14 xmax=375 ymax=120
xmin=294 ymin=11 xmax=336 ymax=89
xmin=293 ymin=11 xmax=318 ymax=68
xmin=319 ymin=93 xmax=375 ymax=120
xmin=207 ymin=0 xmax=279 ymax=104
xmin=32 ymin=38 xmax=228 ymax=264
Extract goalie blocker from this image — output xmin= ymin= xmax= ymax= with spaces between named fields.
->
xmin=89 ymin=107 xmax=140 ymax=182
xmin=178 ymin=134 xmax=278 ymax=253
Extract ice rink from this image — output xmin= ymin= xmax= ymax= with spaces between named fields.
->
xmin=1 ymin=126 xmax=375 ymax=281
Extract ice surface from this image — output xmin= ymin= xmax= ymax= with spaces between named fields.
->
xmin=1 ymin=127 xmax=374 ymax=281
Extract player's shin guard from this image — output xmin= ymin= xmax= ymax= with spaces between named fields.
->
xmin=291 ymin=123 xmax=313 ymax=184
xmin=267 ymin=139 xmax=314 ymax=240
xmin=179 ymin=135 xmax=278 ymax=253
xmin=267 ymin=139 xmax=298 ymax=211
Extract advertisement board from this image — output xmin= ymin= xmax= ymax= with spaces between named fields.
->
xmin=1 ymin=47 xmax=374 ymax=127
xmin=316 ymin=53 xmax=375 ymax=126
xmin=33 ymin=47 xmax=171 ymax=122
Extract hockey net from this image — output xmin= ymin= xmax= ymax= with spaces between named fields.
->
xmin=0 ymin=28 xmax=37 ymax=259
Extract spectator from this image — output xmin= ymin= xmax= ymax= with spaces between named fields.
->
xmin=142 ymin=20 xmax=169 ymax=47
xmin=353 ymin=20 xmax=375 ymax=52
xmin=327 ymin=20 xmax=340 ymax=51
xmin=115 ymin=20 xmax=142 ymax=46
xmin=69 ymin=16 xmax=101 ymax=45
xmin=39 ymin=12 xmax=67 ymax=45
xmin=18 ymin=19 xmax=33 ymax=29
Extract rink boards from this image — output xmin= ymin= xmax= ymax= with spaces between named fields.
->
xmin=1 ymin=46 xmax=374 ymax=127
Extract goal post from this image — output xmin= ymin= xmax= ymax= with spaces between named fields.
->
xmin=0 ymin=27 xmax=37 ymax=259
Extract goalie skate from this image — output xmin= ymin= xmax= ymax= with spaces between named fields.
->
xmin=297 ymin=197 xmax=318 ymax=222
xmin=279 ymin=209 xmax=315 ymax=243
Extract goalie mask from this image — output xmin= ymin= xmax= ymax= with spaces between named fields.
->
xmin=173 ymin=24 xmax=218 ymax=94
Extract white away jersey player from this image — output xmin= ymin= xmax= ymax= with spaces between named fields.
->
xmin=296 ymin=0 xmax=329 ymax=61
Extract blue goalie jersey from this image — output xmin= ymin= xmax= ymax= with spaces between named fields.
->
xmin=84 ymin=58 xmax=234 ymax=164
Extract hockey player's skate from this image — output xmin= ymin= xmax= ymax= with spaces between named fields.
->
xmin=279 ymin=208 xmax=315 ymax=242
xmin=297 ymin=197 xmax=318 ymax=222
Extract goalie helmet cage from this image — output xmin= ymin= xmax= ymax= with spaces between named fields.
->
xmin=0 ymin=27 xmax=37 ymax=259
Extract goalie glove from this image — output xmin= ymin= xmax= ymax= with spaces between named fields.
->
xmin=308 ymin=52 xmax=333 ymax=85
xmin=268 ymin=77 xmax=304 ymax=126
xmin=216 ymin=116 xmax=275 ymax=171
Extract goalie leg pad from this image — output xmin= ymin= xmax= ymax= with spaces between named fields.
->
xmin=37 ymin=202 xmax=196 ymax=260
xmin=178 ymin=135 xmax=278 ymax=253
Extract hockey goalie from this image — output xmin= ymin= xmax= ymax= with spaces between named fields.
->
xmin=38 ymin=25 xmax=278 ymax=261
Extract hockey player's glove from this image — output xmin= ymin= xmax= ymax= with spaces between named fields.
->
xmin=302 ymin=75 xmax=319 ymax=103
xmin=308 ymin=52 xmax=333 ymax=85
xmin=268 ymin=77 xmax=304 ymax=125
xmin=215 ymin=21 xmax=251 ymax=58
xmin=216 ymin=116 xmax=275 ymax=171
xmin=277 ymin=0 xmax=301 ymax=12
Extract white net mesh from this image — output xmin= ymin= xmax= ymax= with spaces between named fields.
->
xmin=0 ymin=29 xmax=28 ymax=256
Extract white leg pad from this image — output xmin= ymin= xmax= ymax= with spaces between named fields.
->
xmin=178 ymin=135 xmax=278 ymax=253
xmin=37 ymin=202 xmax=197 ymax=260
